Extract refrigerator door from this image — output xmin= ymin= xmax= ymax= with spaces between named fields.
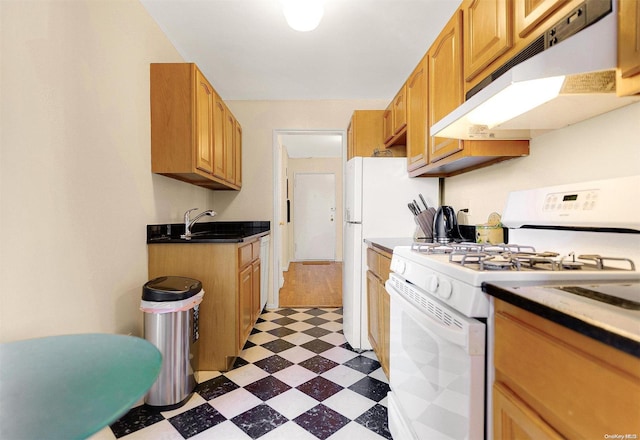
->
xmin=360 ymin=157 xmax=439 ymax=237
xmin=345 ymin=157 xmax=363 ymax=223
xmin=343 ymin=221 xmax=370 ymax=349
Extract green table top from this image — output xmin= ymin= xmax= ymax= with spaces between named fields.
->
xmin=0 ymin=333 xmax=161 ymax=439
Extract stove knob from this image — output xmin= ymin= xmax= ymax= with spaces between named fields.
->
xmin=393 ymin=260 xmax=406 ymax=275
xmin=438 ymin=279 xmax=453 ymax=299
xmin=426 ymin=276 xmax=439 ymax=293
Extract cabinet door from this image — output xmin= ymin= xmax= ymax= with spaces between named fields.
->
xmin=366 ymin=271 xmax=381 ymax=355
xmin=493 ymin=383 xmax=563 ymax=440
xmin=515 ymin=0 xmax=568 ymax=38
xmin=618 ymin=0 xmax=640 ymax=96
xmin=234 ymin=121 xmax=243 ymax=187
xmin=252 ymin=261 xmax=261 ymax=323
xmin=429 ymin=11 xmax=464 ymax=163
xmin=383 ymin=107 xmax=393 ymax=144
xmin=213 ymin=96 xmax=226 ymax=180
xmin=407 ymin=55 xmax=428 ymax=171
xmin=225 ymin=110 xmax=236 ymax=184
xmin=238 ymin=265 xmax=253 ymax=352
xmin=464 ymin=0 xmax=513 ymax=82
xmin=392 ymin=85 xmax=407 ymax=134
xmin=195 ymin=69 xmax=214 ymax=174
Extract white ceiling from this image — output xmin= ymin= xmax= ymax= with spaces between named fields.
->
xmin=140 ymin=0 xmax=462 ymax=101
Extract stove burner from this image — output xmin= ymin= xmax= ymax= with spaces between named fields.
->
xmin=415 ymin=242 xmax=640 ymax=272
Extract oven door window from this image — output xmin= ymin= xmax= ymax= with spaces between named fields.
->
xmin=388 ymin=284 xmax=485 ymax=440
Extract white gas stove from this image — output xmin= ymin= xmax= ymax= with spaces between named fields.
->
xmin=386 ymin=176 xmax=640 ymax=440
xmin=390 ymin=175 xmax=640 ymax=323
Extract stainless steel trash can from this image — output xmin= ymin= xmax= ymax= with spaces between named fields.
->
xmin=141 ymin=276 xmax=203 ymax=410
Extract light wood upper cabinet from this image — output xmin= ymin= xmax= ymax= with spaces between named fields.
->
xmin=235 ymin=121 xmax=243 ymax=187
xmin=225 ymin=110 xmax=236 ymax=184
xmin=429 ymin=11 xmax=464 ymax=163
xmin=212 ymin=96 xmax=226 ymax=181
xmin=406 ymin=55 xmax=429 ymax=171
xmin=348 ymin=110 xmax=405 ymax=159
xmin=515 ymin=0 xmax=568 ymax=38
xmin=195 ymin=69 xmax=214 ymax=174
xmin=392 ymin=85 xmax=407 ymax=135
xmin=150 ymin=63 xmax=241 ymax=191
xmin=617 ymin=0 xmax=640 ymax=96
xmin=463 ymin=0 xmax=513 ymax=82
xmin=382 ymin=107 xmax=393 ymax=143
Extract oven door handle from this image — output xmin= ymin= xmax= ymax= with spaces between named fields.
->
xmin=386 ymin=281 xmax=485 ymax=355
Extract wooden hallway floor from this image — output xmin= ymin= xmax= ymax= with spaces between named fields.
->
xmin=279 ymin=261 xmax=342 ymax=308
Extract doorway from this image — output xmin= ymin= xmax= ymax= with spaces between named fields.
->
xmin=293 ymin=173 xmax=336 ymax=261
xmin=272 ymin=130 xmax=346 ymax=308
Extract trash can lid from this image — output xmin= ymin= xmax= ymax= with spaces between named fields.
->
xmin=142 ymin=276 xmax=202 ymax=302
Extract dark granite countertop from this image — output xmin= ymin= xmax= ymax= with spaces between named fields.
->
xmin=483 ymin=281 xmax=640 ymax=358
xmin=147 ymin=221 xmax=270 ymax=244
xmin=364 ymin=237 xmax=417 ymax=255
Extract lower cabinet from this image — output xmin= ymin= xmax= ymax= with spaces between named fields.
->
xmin=493 ymin=299 xmax=640 ymax=438
xmin=366 ymin=245 xmax=391 ymax=378
xmin=148 ymin=238 xmax=262 ymax=371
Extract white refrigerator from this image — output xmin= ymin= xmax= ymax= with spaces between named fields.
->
xmin=343 ymin=157 xmax=439 ymax=350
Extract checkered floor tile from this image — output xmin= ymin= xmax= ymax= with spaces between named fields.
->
xmin=108 ymin=308 xmax=391 ymax=440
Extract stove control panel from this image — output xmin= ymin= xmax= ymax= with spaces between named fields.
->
xmin=544 ymin=188 xmax=598 ymax=212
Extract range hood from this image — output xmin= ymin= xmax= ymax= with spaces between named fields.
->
xmin=431 ymin=0 xmax=640 ymax=140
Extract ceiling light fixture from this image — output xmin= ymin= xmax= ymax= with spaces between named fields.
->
xmin=282 ymin=0 xmax=324 ymax=32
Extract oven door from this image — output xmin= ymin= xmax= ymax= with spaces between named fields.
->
xmin=386 ymin=274 xmax=486 ymax=440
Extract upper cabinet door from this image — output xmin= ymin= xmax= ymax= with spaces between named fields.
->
xmin=225 ymin=110 xmax=236 ymax=184
xmin=212 ymin=96 xmax=226 ymax=180
xmin=195 ymin=69 xmax=214 ymax=174
xmin=464 ymin=0 xmax=513 ymax=82
xmin=234 ymin=121 xmax=243 ymax=187
xmin=406 ymin=55 xmax=428 ymax=171
xmin=515 ymin=0 xmax=568 ymax=38
xmin=392 ymin=85 xmax=407 ymax=135
xmin=429 ymin=11 xmax=464 ymax=163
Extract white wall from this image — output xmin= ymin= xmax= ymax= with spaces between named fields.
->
xmin=443 ymin=102 xmax=640 ymax=225
xmin=0 ymin=0 xmax=215 ymax=342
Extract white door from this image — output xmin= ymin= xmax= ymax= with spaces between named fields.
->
xmin=293 ymin=173 xmax=336 ymax=261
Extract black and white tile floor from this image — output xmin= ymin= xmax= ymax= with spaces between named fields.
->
xmin=105 ymin=308 xmax=391 ymax=440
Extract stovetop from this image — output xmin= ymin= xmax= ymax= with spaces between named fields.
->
xmin=411 ymin=242 xmax=637 ymax=273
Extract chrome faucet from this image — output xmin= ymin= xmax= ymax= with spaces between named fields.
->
xmin=181 ymin=208 xmax=216 ymax=240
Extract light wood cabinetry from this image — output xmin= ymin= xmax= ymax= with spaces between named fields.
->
xmin=463 ymin=0 xmax=513 ymax=82
xmin=463 ymin=0 xmax=584 ymax=94
xmin=515 ymin=0 xmax=568 ymax=38
xmin=409 ymin=6 xmax=530 ymax=177
xmin=493 ymin=299 xmax=640 ymax=439
xmin=195 ymin=69 xmax=214 ymax=174
xmin=150 ymin=63 xmax=241 ymax=191
xmin=617 ymin=0 xmax=640 ymax=96
xmin=348 ymin=111 xmax=406 ymax=159
xmin=384 ymin=84 xmax=409 ymax=148
xmin=382 ymin=107 xmax=393 ymax=143
xmin=366 ymin=245 xmax=391 ymax=378
xmin=392 ymin=85 xmax=407 ymax=135
xmin=148 ymin=238 xmax=263 ymax=371
xmin=429 ymin=11 xmax=465 ymax=163
xmin=406 ymin=55 xmax=429 ymax=171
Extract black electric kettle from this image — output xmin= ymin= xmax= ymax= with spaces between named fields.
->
xmin=433 ymin=206 xmax=459 ymax=243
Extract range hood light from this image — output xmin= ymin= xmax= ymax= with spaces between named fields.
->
xmin=466 ymin=76 xmax=565 ymax=129
xmin=282 ymin=0 xmax=324 ymax=32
